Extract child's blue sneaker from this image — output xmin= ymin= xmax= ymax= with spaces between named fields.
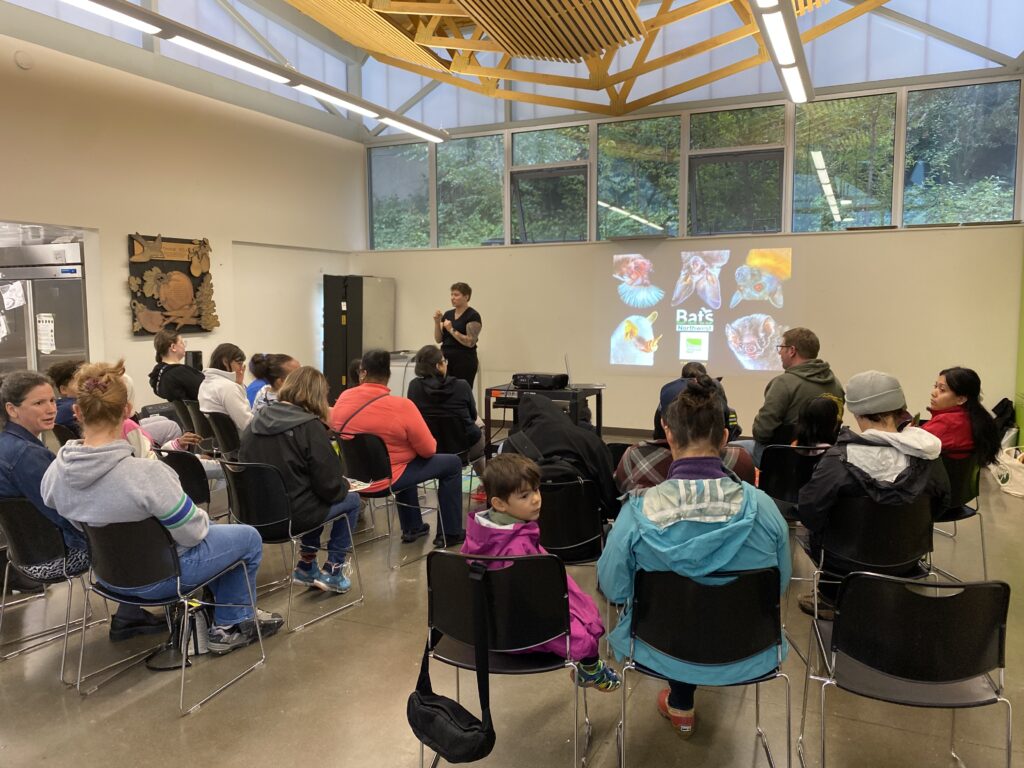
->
xmin=293 ymin=561 xmax=321 ymax=588
xmin=571 ymin=659 xmax=621 ymax=692
xmin=314 ymin=562 xmax=351 ymax=594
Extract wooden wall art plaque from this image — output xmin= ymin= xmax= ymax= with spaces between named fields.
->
xmin=127 ymin=233 xmax=220 ymax=336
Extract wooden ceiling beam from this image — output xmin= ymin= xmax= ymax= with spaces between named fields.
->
xmin=623 ymin=51 xmax=766 ymax=111
xmin=615 ymin=0 xmax=674 ymax=105
xmin=369 ymin=0 xmax=471 ymax=16
xmin=644 ymin=0 xmax=734 ymax=33
xmin=607 ymin=22 xmax=755 ymax=85
xmin=414 ymin=32 xmax=505 ymax=52
xmin=451 ymin=61 xmax=594 ymax=88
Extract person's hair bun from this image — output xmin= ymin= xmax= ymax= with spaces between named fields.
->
xmin=681 ymin=374 xmax=718 ymax=402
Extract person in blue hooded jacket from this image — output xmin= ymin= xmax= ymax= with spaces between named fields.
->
xmin=597 ymin=374 xmax=790 ymax=738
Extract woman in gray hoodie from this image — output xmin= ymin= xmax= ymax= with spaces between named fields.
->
xmin=41 ymin=360 xmax=282 ymax=655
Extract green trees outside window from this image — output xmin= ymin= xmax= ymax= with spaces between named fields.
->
xmin=437 ymin=135 xmax=504 ymax=247
xmin=513 ymin=125 xmax=589 ymax=165
xmin=903 ymin=81 xmax=1020 ymax=225
xmin=369 ymin=143 xmax=429 ymax=250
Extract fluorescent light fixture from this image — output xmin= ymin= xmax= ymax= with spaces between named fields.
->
xmin=762 ymin=12 xmax=795 ymax=66
xmin=59 ymin=0 xmax=161 ymax=35
xmin=754 ymin=0 xmax=779 ymax=7
xmin=167 ymin=36 xmax=290 ymax=84
xmin=833 ymin=214 xmax=843 ymax=223
xmin=293 ymin=84 xmax=379 ymax=118
xmin=810 ymin=150 xmax=826 ymax=170
xmin=780 ymin=66 xmax=807 ymax=103
xmin=597 ymin=200 xmax=665 ymax=231
xmin=822 ymin=183 xmax=834 ymax=197
xmin=816 ymin=169 xmax=830 ymax=186
xmin=380 ymin=117 xmax=444 ymax=143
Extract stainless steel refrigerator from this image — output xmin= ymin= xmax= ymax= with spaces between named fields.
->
xmin=0 ymin=242 xmax=88 ymax=374
xmin=323 ymin=275 xmax=395 ymax=403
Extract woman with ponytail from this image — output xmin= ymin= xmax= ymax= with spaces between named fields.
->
xmin=41 ymin=360 xmax=283 ymax=655
xmin=597 ymin=375 xmax=790 ymax=739
xmin=922 ymin=367 xmax=1000 ymax=466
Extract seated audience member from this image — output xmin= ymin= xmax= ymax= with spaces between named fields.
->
xmin=407 ymin=345 xmax=484 ymax=472
xmin=199 ymin=343 xmax=252 ymax=431
xmin=503 ymin=394 xmax=619 ymax=519
xmin=922 ymin=366 xmax=1000 ymax=465
xmin=747 ymin=327 xmax=844 ymax=465
xmin=0 ymin=370 xmax=168 ymax=638
xmin=796 ymin=371 xmax=950 ymax=618
xmin=41 ymin=360 xmax=282 ymax=654
xmin=148 ymin=328 xmax=204 ymax=402
xmin=462 ymin=454 xmax=620 ymax=691
xmin=656 ymin=362 xmax=736 ymax=439
xmin=615 ymin=436 xmax=756 ymax=494
xmin=47 ymin=359 xmax=84 ymax=438
xmin=329 ymin=349 xmax=464 ymax=548
xmin=598 ymin=375 xmax=790 ymax=737
xmin=239 ymin=366 xmax=360 ymax=593
xmin=793 ymin=394 xmax=843 ymax=449
xmin=121 ymin=373 xmax=186 ymax=448
xmin=248 ymin=353 xmax=299 ymax=411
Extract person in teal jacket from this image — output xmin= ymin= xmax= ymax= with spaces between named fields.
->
xmin=597 ymin=375 xmax=790 ymax=738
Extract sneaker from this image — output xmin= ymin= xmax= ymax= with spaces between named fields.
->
xmin=798 ymin=593 xmax=835 ymax=621
xmin=314 ymin=562 xmax=351 ymax=594
xmin=657 ymin=689 xmax=695 ymax=737
xmin=432 ymin=531 xmax=466 ymax=549
xmin=292 ymin=561 xmax=322 ymax=588
xmin=401 ymin=523 xmax=430 ymax=543
xmin=570 ymin=659 xmax=621 ymax=692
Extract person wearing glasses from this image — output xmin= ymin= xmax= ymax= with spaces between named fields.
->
xmin=746 ymin=327 xmax=844 ymax=466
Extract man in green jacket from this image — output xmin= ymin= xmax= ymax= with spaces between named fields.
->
xmin=749 ymin=327 xmax=844 ymax=464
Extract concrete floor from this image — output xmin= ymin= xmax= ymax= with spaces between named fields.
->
xmin=0 ymin=473 xmax=1020 ymax=768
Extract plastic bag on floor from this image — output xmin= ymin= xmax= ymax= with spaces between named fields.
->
xmin=991 ymin=446 xmax=1024 ymax=498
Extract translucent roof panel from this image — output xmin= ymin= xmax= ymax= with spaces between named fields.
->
xmin=420 ymin=83 xmax=505 ymax=132
xmin=8 ymin=0 xmax=144 ymax=47
xmin=885 ymin=0 xmax=1024 ymax=59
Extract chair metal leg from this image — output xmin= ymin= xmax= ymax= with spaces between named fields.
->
xmin=819 ymin=680 xmax=834 ymax=768
xmin=755 ymin=674 xmax=791 ymax=768
xmin=978 ymin=513 xmax=988 ymax=580
xmin=999 ymin=696 xmax=1012 ymax=768
xmin=287 ymin=517 xmax=366 ymax=632
xmin=617 ymin=663 xmax=632 ymax=768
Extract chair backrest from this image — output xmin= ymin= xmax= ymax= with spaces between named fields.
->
xmin=426 ymin=551 xmax=570 ymax=654
xmin=758 ymin=444 xmax=827 ymax=504
xmin=154 ymin=449 xmax=211 ymax=507
xmin=141 ymin=401 xmax=187 ymax=432
xmin=0 ymin=498 xmax=67 ymax=569
xmin=183 ymin=400 xmax=215 ymax=443
xmin=820 ymin=495 xmax=934 ymax=569
xmin=630 ymin=568 xmax=781 ymax=665
xmin=422 ymin=412 xmax=472 ymax=460
xmin=170 ymin=400 xmax=195 ymax=433
xmin=833 ymin=572 xmax=1010 ymax=683
xmin=338 ymin=433 xmax=393 ymax=486
xmin=204 ymin=410 xmax=241 ymax=457
xmin=80 ymin=518 xmax=179 ymax=589
xmin=538 ymin=478 xmax=603 ymax=563
xmin=51 ymin=424 xmax=77 ymax=446
xmin=219 ymin=460 xmax=292 ymax=542
xmin=942 ymin=455 xmax=981 ymax=508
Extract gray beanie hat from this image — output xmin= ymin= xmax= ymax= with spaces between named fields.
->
xmin=845 ymin=370 xmax=906 ymax=416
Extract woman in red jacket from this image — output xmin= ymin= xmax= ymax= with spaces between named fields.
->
xmin=922 ymin=367 xmax=999 ymax=465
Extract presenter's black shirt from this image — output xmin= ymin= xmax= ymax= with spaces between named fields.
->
xmin=440 ymin=307 xmax=482 ymax=356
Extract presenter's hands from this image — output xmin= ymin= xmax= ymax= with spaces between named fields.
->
xmin=442 ymin=319 xmax=454 ymax=333
xmin=433 ymin=309 xmax=443 ymax=323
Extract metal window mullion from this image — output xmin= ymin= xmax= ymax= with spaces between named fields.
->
xmin=508 ymin=160 xmax=589 ymax=172
xmin=366 ymin=148 xmax=375 ymax=250
xmin=892 ymin=86 xmax=908 ymax=228
xmin=503 ymin=128 xmax=512 ymax=246
xmin=589 ymin=121 xmax=598 ymax=242
xmin=680 ymin=110 xmax=689 ymax=237
xmin=688 ymin=143 xmax=786 ymax=156
xmin=1015 ymin=79 xmax=1024 ymax=222
xmin=429 ymin=142 xmax=438 ymax=248
xmin=782 ymin=100 xmax=795 ymax=234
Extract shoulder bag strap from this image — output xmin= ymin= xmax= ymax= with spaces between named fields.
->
xmin=468 ymin=561 xmax=492 ymax=726
xmin=336 ymin=393 xmax=389 ymax=435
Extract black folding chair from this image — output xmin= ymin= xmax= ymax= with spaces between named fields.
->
xmin=220 ymin=460 xmax=364 ymax=631
xmin=154 ymin=449 xmax=212 ymax=512
xmin=538 ymin=477 xmax=605 ymax=565
xmin=77 ymin=518 xmax=264 ymax=715
xmin=618 ymin=567 xmax=790 ymax=768
xmin=204 ymin=410 xmax=241 ymax=460
xmin=140 ymin=401 xmax=188 ymax=432
xmin=802 ymin=572 xmax=1011 ymax=768
xmin=183 ymin=400 xmax=218 ymax=455
xmin=0 ymin=499 xmax=104 ymax=679
xmin=933 ymin=455 xmax=987 ymax=579
xmin=424 ymin=551 xmax=591 ymax=767
xmin=422 ymin=412 xmax=475 ymax=514
xmin=170 ymin=400 xmax=195 ymax=433
xmin=51 ymin=424 xmax=77 ymax=446
xmin=758 ymin=444 xmax=827 ymax=521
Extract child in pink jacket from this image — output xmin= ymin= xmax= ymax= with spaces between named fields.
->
xmin=461 ymin=454 xmax=619 ymax=691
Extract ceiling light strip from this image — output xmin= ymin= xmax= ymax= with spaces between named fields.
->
xmin=750 ymin=0 xmax=814 ymax=105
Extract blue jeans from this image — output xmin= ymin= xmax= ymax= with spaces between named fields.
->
xmin=299 ymin=494 xmax=361 ymax=564
xmin=393 ymin=454 xmax=463 ymax=536
xmin=103 ymin=524 xmax=264 ymax=627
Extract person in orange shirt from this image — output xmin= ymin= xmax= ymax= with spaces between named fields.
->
xmin=329 ymin=349 xmax=465 ymax=548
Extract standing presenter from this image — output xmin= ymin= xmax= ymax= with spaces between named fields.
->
xmin=433 ymin=282 xmax=482 ymax=388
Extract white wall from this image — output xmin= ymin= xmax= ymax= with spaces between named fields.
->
xmin=0 ymin=35 xmax=362 ymax=405
xmin=351 ymin=226 xmax=1024 ymax=431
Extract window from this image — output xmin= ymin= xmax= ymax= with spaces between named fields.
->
xmin=688 ymin=106 xmax=784 ymax=235
xmin=510 ymin=168 xmax=588 ymax=244
xmin=437 ymin=135 xmax=504 ymax=247
xmin=369 ymin=143 xmax=429 ymax=250
xmin=598 ymin=117 xmax=680 ymax=239
xmin=903 ymin=81 xmax=1020 ymax=225
xmin=793 ymin=94 xmax=897 ymax=232
xmin=512 ymin=125 xmax=589 ymax=165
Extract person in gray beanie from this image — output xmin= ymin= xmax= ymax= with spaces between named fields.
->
xmin=795 ymin=370 xmax=950 ymax=619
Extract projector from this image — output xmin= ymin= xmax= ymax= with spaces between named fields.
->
xmin=512 ymin=372 xmax=569 ymax=390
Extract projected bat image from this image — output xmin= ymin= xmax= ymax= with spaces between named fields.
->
xmin=672 ymin=250 xmax=729 ymax=309
xmin=610 ymin=311 xmax=661 ymax=366
xmin=725 ymin=313 xmax=789 ymax=371
xmin=612 ymin=253 xmax=664 ymax=308
xmin=730 ymin=248 xmax=792 ymax=309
